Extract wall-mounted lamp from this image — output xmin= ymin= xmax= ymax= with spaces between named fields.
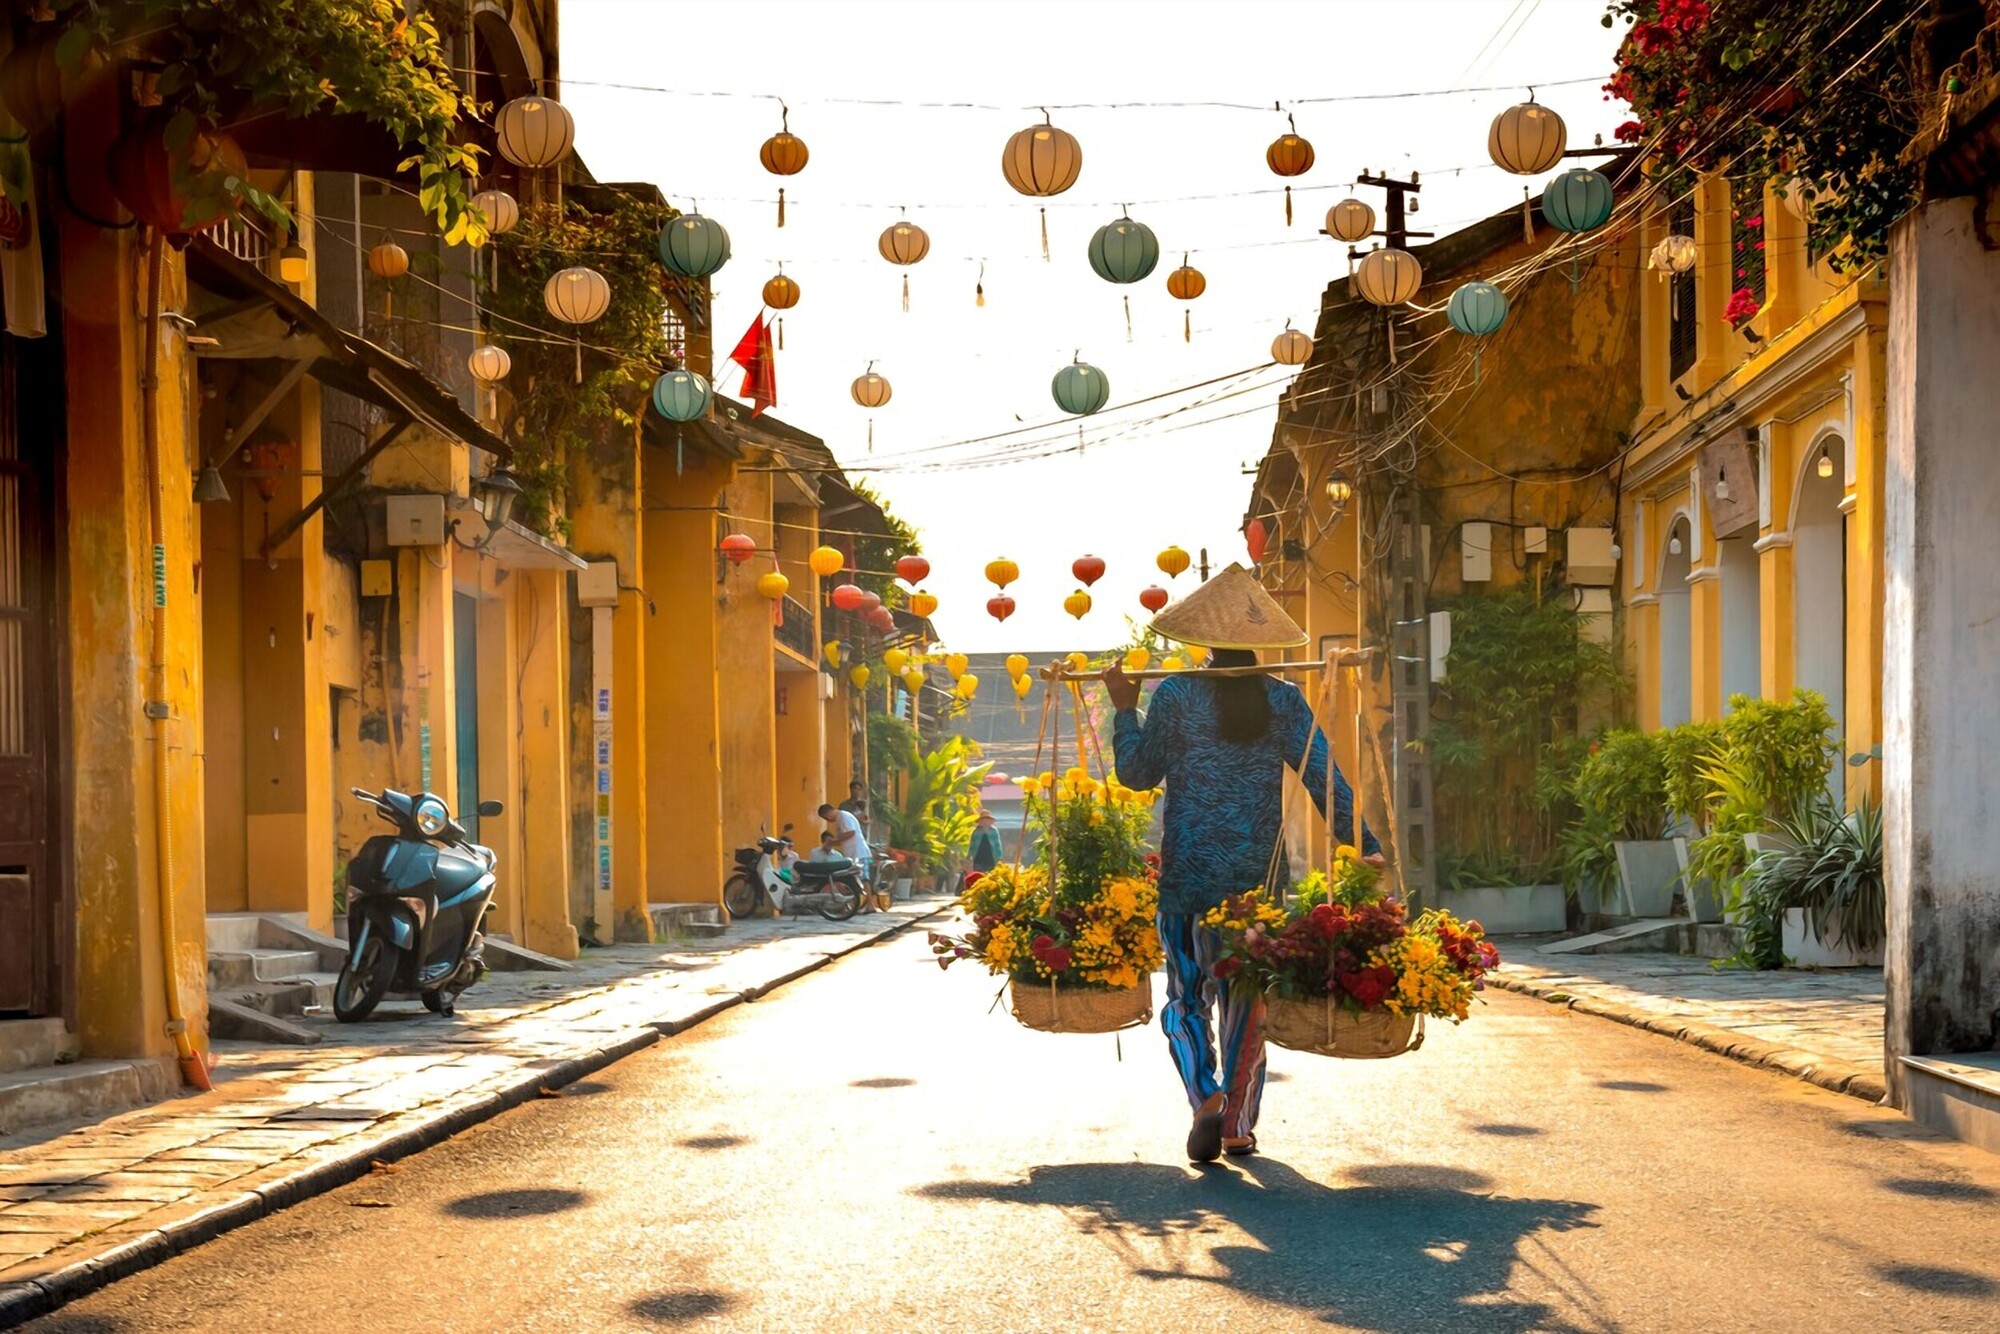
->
xmin=1714 ymin=468 xmax=1730 ymax=501
xmin=276 ymin=241 xmax=309 ymax=286
xmin=1669 ymin=534 xmax=1684 ymax=556
xmin=1817 ymin=447 xmax=1834 ymax=479
xmin=1325 ymin=470 xmax=1354 ymax=508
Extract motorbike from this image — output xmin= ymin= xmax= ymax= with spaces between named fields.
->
xmin=723 ymin=823 xmax=869 ymax=923
xmin=334 ymin=787 xmax=504 ymax=1022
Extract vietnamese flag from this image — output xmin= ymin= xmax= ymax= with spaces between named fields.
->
xmin=729 ymin=315 xmax=776 ymax=417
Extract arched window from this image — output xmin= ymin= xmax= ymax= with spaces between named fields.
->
xmin=1794 ymin=432 xmax=1847 ymax=738
xmin=1659 ymin=516 xmax=1694 ymax=728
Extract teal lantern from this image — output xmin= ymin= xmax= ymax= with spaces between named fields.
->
xmin=658 ymin=213 xmax=732 ymax=278
xmin=1087 ymin=214 xmax=1160 ymax=284
xmin=651 ymin=369 xmax=711 ymax=477
xmin=1541 ymin=168 xmax=1615 ymax=234
xmin=1447 ymin=281 xmax=1508 ymax=382
xmin=1051 ymin=360 xmax=1110 ymax=415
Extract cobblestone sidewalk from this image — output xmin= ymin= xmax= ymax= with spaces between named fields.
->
xmin=0 ymin=900 xmax=949 ymax=1325
xmin=1489 ymin=949 xmax=1886 ymax=1104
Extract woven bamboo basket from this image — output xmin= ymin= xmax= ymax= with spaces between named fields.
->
xmin=1264 ymin=995 xmax=1424 ymax=1059
xmin=1008 ymin=978 xmax=1153 ymax=1034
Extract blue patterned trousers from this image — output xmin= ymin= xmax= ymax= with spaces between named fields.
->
xmin=1158 ymin=912 xmax=1267 ymax=1139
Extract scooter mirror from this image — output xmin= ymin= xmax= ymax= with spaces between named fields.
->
xmin=476 ymin=799 xmax=504 ymax=818
xmin=782 ymin=822 xmax=794 ymax=834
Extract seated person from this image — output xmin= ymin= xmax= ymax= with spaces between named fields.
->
xmin=807 ymin=831 xmax=845 ymax=863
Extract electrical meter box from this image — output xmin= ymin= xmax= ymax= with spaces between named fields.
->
xmin=1567 ymin=527 xmax=1617 ymax=586
xmin=1460 ymin=522 xmax=1494 ymax=583
xmin=576 ymin=560 xmax=620 ymax=609
xmin=359 ymin=559 xmax=393 ymax=598
xmin=385 ymin=494 xmax=446 ymax=547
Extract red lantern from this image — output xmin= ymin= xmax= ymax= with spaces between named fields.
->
xmin=895 ymin=555 xmax=931 ymax=585
xmin=831 ymin=583 xmax=865 ymax=612
xmin=1139 ymin=585 xmax=1169 ymax=612
xmin=1071 ymin=554 xmax=1106 ymax=587
xmin=868 ymin=606 xmax=897 ymax=633
xmin=108 ymin=113 xmax=248 ymax=236
xmin=1246 ymin=518 xmax=1268 ymax=565
xmin=859 ymin=589 xmax=883 ymax=612
xmin=720 ymin=532 xmax=757 ymax=565
xmin=987 ymin=595 xmax=1017 ymax=623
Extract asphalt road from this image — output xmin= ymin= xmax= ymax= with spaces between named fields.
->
xmin=25 ymin=931 xmax=2000 ymax=1333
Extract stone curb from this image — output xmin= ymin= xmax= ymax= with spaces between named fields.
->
xmin=0 ymin=904 xmax=950 ymax=1329
xmin=1487 ymin=970 xmax=1889 ymax=1107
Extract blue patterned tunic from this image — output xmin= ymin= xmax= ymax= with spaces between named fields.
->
xmin=1113 ymin=675 xmax=1379 ymax=916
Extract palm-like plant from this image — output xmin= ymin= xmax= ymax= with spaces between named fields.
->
xmin=1730 ymin=794 xmax=1885 ymax=968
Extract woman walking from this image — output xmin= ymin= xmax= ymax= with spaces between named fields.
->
xmin=1106 ymin=565 xmax=1380 ymax=1163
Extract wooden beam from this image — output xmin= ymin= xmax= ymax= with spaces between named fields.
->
xmin=260 ymin=416 xmax=411 ymax=557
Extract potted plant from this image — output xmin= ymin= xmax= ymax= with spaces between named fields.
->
xmin=1436 ymin=851 xmax=1565 ymax=935
xmin=1680 ymin=693 xmax=1839 ymax=924
xmin=1730 ymin=794 xmax=1885 ymax=967
xmin=1571 ymin=729 xmax=1680 ymax=917
xmin=928 ymin=770 xmax=1163 ymax=1032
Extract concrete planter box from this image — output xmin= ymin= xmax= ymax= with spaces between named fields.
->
xmin=1614 ymin=839 xmax=1682 ymax=917
xmin=1435 ymin=884 xmax=1566 ymax=935
xmin=1782 ymin=909 xmax=1884 ymax=967
xmin=1671 ymin=837 xmax=1725 ymax=923
xmin=1572 ymin=874 xmax=1622 ymax=918
xmin=1734 ymin=832 xmax=1798 ymax=926
xmin=893 ymin=878 xmax=914 ymax=902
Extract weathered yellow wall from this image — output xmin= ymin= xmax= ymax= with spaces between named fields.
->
xmin=718 ymin=466 xmax=778 ymax=860
xmin=513 ymin=568 xmax=578 ymax=957
xmin=200 ymin=486 xmax=247 ymax=914
xmin=471 ymin=561 xmax=524 ymax=937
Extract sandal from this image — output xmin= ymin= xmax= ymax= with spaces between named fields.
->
xmin=1223 ymin=1134 xmax=1259 ymax=1157
xmin=1186 ymin=1097 xmax=1226 ymax=1163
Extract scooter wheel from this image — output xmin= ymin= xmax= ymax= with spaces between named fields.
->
xmin=333 ymin=937 xmax=394 ymax=1023
xmin=422 ymin=991 xmax=455 ymax=1017
xmin=723 ymin=872 xmax=759 ymax=921
xmin=818 ymin=880 xmax=861 ymax=921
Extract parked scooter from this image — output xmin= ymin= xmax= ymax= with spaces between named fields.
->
xmin=723 ymin=824 xmax=869 ymax=923
xmin=334 ymin=787 xmax=504 ymax=1022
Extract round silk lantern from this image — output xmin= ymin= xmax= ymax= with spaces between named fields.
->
xmin=1166 ymin=255 xmax=1206 ymax=341
xmin=468 ymin=343 xmax=511 ymax=386
xmin=1064 ymin=589 xmax=1093 ymax=620
xmin=809 ymin=545 xmax=843 ymax=578
xmin=1543 ymin=168 xmax=1614 ymax=233
xmin=107 ymin=114 xmax=246 ymax=236
xmin=1488 ymin=99 xmax=1566 ymax=176
xmin=763 ymin=272 xmax=800 ymax=309
xmin=1650 ymin=234 xmax=1697 ymax=275
xmin=650 ymin=369 xmax=711 ymax=422
xmin=1051 ymin=360 xmax=1110 ymax=416
xmin=1088 ymin=214 xmax=1160 ymax=284
xmin=896 ymin=555 xmax=931 ymax=585
xmin=720 ymin=533 xmax=757 ymax=566
xmin=1002 ymin=114 xmax=1083 ymax=197
xmin=987 ymin=595 xmax=1016 ymax=623
xmin=367 ymin=239 xmax=409 ymax=279
xmin=495 ymin=95 xmax=576 ymax=169
xmin=1447 ymin=281 xmax=1509 ymax=337
xmin=1326 ymin=198 xmax=1375 ymax=244
xmin=659 ymin=213 xmax=731 ymax=279
xmin=986 ymin=558 xmax=1019 ymax=589
xmin=1272 ymin=326 xmax=1313 ymax=366
xmin=1139 ymin=585 xmax=1169 ymax=612
xmin=910 ymin=590 xmax=939 ymax=618
xmin=831 ymin=583 xmax=866 ymax=612
xmin=1354 ymin=248 xmax=1423 ymax=307
xmin=851 ymin=369 xmax=892 ymax=408
xmin=1072 ymin=555 xmax=1105 ymax=587
xmin=545 ymin=265 xmax=611 ymax=380
xmin=879 ymin=217 xmax=930 ymax=311
xmin=859 ymin=590 xmax=883 ymax=612
xmin=1265 ymin=116 xmax=1315 ymax=225
xmin=756 ymin=571 xmax=790 ymax=601
xmin=760 ymin=111 xmax=808 ymax=226
xmin=472 ymin=188 xmax=519 ymax=236
xmin=1157 ymin=546 xmax=1191 ymax=579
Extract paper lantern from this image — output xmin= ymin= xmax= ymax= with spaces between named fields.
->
xmin=650 ymin=369 xmax=711 ymax=422
xmin=760 ymin=113 xmax=809 ymax=176
xmin=878 ymin=219 xmax=931 ymax=265
xmin=367 ymin=239 xmax=409 ymax=279
xmin=1157 ymin=546 xmax=1191 ymax=579
xmin=756 ymin=571 xmax=790 ymax=601
xmin=831 ymin=583 xmax=866 ymax=612
xmin=545 ymin=266 xmax=611 ymax=325
xmin=467 ymin=344 xmax=511 ymax=385
xmin=1005 ymin=653 xmax=1029 ymax=679
xmin=1125 ymin=647 xmax=1151 ymax=672
xmin=1166 ymin=256 xmax=1206 ymax=340
xmin=850 ymin=665 xmax=871 ymax=689
xmin=1543 ymin=168 xmax=1614 ymax=234
xmin=955 ymin=674 xmax=980 ymax=700
xmin=1162 ymin=655 xmax=1186 ymax=672
xmin=859 ymin=590 xmax=883 ymax=612
xmin=720 ymin=533 xmax=757 ymax=565
xmin=987 ymin=595 xmax=1016 ymax=623
xmin=1488 ymin=99 xmax=1566 ymax=176
xmin=896 ymin=555 xmax=931 ymax=585
xmin=1064 ymin=589 xmax=1093 ymax=620
xmin=495 ymin=94 xmax=575 ymax=169
xmin=884 ymin=647 xmax=910 ymax=674
xmin=901 ymin=666 xmax=926 ymax=694
xmin=658 ymin=214 xmax=732 ymax=279
xmin=1272 ymin=327 xmax=1313 ymax=366
xmin=1051 ymin=361 xmax=1110 ymax=416
xmin=1246 ymin=518 xmax=1269 ymax=564
xmin=472 ymin=188 xmax=519 ymax=236
xmin=1266 ymin=119 xmax=1314 ymax=224
xmin=868 ymin=605 xmax=897 ymax=632
xmin=824 ymin=641 xmax=842 ymax=669
xmin=985 ymin=558 xmax=1018 ymax=589
xmin=1650 ymin=234 xmax=1697 ymax=275
xmin=809 ymin=545 xmax=844 ymax=578
xmin=763 ymin=272 xmax=800 ymax=309
xmin=851 ymin=370 xmax=893 ymax=408
xmin=946 ymin=652 xmax=970 ymax=680
xmin=106 ymin=114 xmax=246 ymax=236
xmin=1139 ymin=585 xmax=1169 ymax=612
xmin=1187 ymin=645 xmax=1211 ymax=667
xmin=909 ymin=590 xmax=939 ymax=618
xmin=1002 ymin=115 xmax=1083 ymax=197
xmin=1072 ymin=555 xmax=1105 ymax=587
xmin=1088 ymin=215 xmax=1160 ymax=284
xmin=1354 ymin=248 xmax=1423 ymax=307
xmin=1012 ymin=674 xmax=1034 ymax=700
xmin=1447 ymin=281 xmax=1509 ymax=337
xmin=1326 ymin=198 xmax=1375 ymax=243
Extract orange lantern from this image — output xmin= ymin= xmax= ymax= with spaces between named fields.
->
xmin=1139 ymin=585 xmax=1169 ymax=612
xmin=720 ymin=533 xmax=757 ymax=565
xmin=910 ymin=590 xmax=939 ymax=618
xmin=762 ymin=270 xmax=799 ymax=349
xmin=1157 ymin=545 xmax=1191 ymax=579
xmin=1165 ymin=255 xmax=1206 ymax=342
xmin=1001 ymin=112 xmax=1083 ymax=258
xmin=879 ymin=215 xmax=930 ymax=311
xmin=987 ymin=595 xmax=1016 ymax=623
xmin=809 ymin=545 xmax=843 ymax=578
xmin=896 ymin=555 xmax=931 ymax=585
xmin=107 ymin=113 xmax=246 ymax=236
xmin=831 ymin=583 xmax=865 ymax=612
xmin=1265 ymin=115 xmax=1316 ymax=224
xmin=1064 ymin=589 xmax=1093 ymax=620
xmin=985 ymin=557 xmax=1019 ymax=589
xmin=759 ymin=107 xmax=809 ymax=227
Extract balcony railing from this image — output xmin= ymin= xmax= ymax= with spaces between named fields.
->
xmin=775 ymin=594 xmax=818 ymax=662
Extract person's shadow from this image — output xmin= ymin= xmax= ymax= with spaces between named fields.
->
xmin=917 ymin=1159 xmax=1608 ymax=1332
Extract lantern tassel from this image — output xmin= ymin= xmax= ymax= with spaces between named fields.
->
xmin=676 ymin=425 xmax=684 ymax=476
xmin=777 ymin=186 xmax=786 ymax=228
xmin=1124 ymin=294 xmax=1132 ymax=343
xmin=1040 ymin=207 xmax=1049 ymax=261
xmin=1473 ymin=345 xmax=1482 ymax=384
xmin=868 ymin=418 xmax=874 ymax=453
xmin=777 ymin=316 xmax=784 ymax=351
xmin=1285 ymin=185 xmax=1293 ymax=227
xmin=975 ymin=281 xmax=985 ymax=307
xmin=1522 ymin=186 xmax=1534 ymax=245
xmin=901 ymin=273 xmax=909 ymax=313
xmin=574 ymin=333 xmax=583 ymax=384
xmin=1077 ymin=423 xmax=1085 ymax=456
xmin=1183 ymin=309 xmax=1191 ymax=343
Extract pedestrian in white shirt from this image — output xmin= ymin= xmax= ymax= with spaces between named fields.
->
xmin=818 ymin=803 xmax=870 ymax=871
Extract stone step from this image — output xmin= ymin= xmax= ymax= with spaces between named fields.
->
xmin=204 ymin=911 xmax=308 ymax=954
xmin=1902 ymin=1054 xmax=2000 ymax=1156
xmin=214 ymin=973 xmax=338 ymax=1020
xmin=0 ymin=1018 xmax=74 ymax=1075
xmin=651 ymin=902 xmax=727 ymax=939
xmin=1539 ymin=917 xmax=1745 ymax=959
xmin=0 ymin=1057 xmax=178 ymax=1137
xmin=206 ymin=949 xmax=323 ymax=988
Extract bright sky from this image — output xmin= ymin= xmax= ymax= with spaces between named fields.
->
xmin=562 ymin=0 xmax=1626 ymax=653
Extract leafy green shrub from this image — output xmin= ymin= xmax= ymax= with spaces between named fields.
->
xmin=1571 ymin=729 xmax=1668 ymax=842
xmin=1718 ymin=691 xmax=1839 ymax=823
xmin=1726 ymin=794 xmax=1885 ymax=969
xmin=1657 ymin=721 xmax=1725 ymax=830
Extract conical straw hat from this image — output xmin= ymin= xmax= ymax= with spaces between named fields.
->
xmin=1148 ymin=563 xmax=1306 ymax=650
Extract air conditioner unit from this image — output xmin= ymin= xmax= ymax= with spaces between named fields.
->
xmin=576 ymin=561 xmax=620 ymax=609
xmin=1566 ymin=527 xmax=1617 ymax=586
xmin=385 ymin=494 xmax=446 ymax=547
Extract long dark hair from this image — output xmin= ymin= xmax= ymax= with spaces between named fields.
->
xmin=1209 ymin=648 xmax=1270 ymax=744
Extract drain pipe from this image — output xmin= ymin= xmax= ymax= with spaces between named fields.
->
xmin=139 ymin=230 xmax=210 ymax=1092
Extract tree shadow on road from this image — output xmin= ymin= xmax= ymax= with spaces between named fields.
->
xmin=443 ymin=1187 xmax=589 ymax=1219
xmin=917 ymin=1159 xmax=1607 ymax=1333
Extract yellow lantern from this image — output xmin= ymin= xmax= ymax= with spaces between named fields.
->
xmin=809 ymin=545 xmax=843 ymax=578
xmin=1124 ymin=647 xmax=1151 ymax=672
xmin=901 ymin=666 xmax=926 ymax=694
xmin=1354 ymin=248 xmax=1424 ymax=307
xmin=1326 ymin=197 xmax=1375 ymax=244
xmin=955 ymin=673 xmax=979 ymax=699
xmin=824 ymin=641 xmax=842 ymax=669
xmin=986 ymin=557 xmax=1019 ymax=589
xmin=1187 ymin=644 xmax=1210 ymax=667
xmin=1157 ymin=546 xmax=1191 ymax=579
xmin=1066 ymin=651 xmax=1091 ymax=675
xmin=756 ymin=571 xmax=789 ymax=601
xmin=1488 ymin=99 xmax=1567 ymax=176
xmin=1272 ymin=326 xmax=1313 ymax=366
xmin=1064 ymin=588 xmax=1093 ymax=620
xmin=884 ymin=647 xmax=910 ymax=674
xmin=1162 ymin=655 xmax=1186 ymax=672
xmin=763 ymin=272 xmax=800 ymax=309
xmin=850 ymin=665 xmax=871 ymax=689
xmin=909 ymin=590 xmax=938 ymax=618
xmin=1005 ymin=653 xmax=1029 ymax=680
xmin=1166 ymin=254 xmax=1206 ymax=342
xmin=1012 ymin=673 xmax=1034 ymax=700
xmin=367 ymin=239 xmax=409 ymax=279
xmin=946 ymin=652 xmax=970 ymax=680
